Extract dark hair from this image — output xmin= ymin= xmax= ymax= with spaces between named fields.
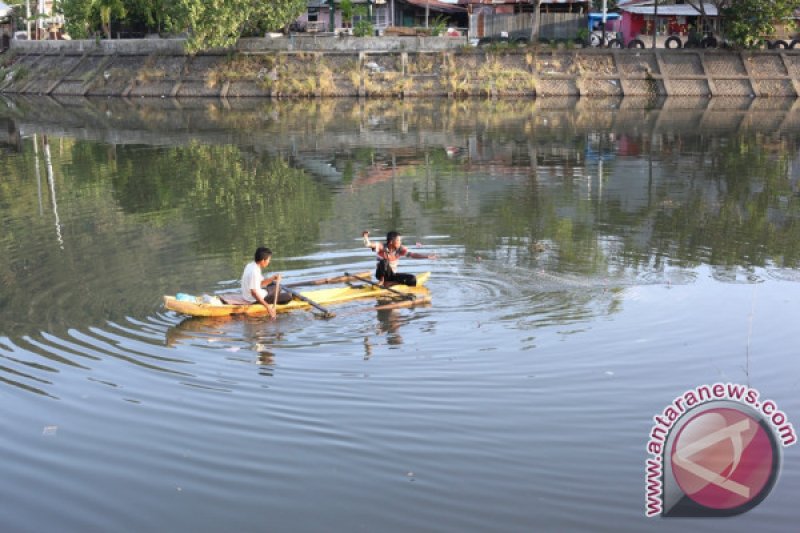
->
xmin=386 ymin=231 xmax=400 ymax=244
xmin=254 ymin=247 xmax=272 ymax=262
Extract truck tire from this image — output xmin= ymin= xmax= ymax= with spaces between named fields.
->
xmin=607 ymin=38 xmax=623 ymax=48
xmin=627 ymin=39 xmax=645 ymax=49
xmin=772 ymin=39 xmax=788 ymax=49
xmin=701 ymin=36 xmax=718 ymax=48
xmin=665 ymin=36 xmax=682 ymax=49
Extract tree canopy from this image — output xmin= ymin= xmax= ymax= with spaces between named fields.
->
xmin=722 ymin=0 xmax=799 ymax=48
xmin=55 ymin=0 xmax=306 ymax=51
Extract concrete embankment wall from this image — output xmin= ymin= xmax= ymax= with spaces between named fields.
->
xmin=2 ymin=38 xmax=800 ymax=98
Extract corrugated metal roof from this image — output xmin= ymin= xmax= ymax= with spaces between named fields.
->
xmin=619 ymin=3 xmax=719 ymax=17
xmin=404 ymin=0 xmax=466 ymax=12
xmin=307 ymin=0 xmax=373 ymax=7
xmin=621 ymin=3 xmax=719 ymax=16
xmin=458 ymin=0 xmax=588 ymax=4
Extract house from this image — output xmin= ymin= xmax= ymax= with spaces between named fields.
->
xmin=298 ymin=0 xmax=389 ymax=33
xmin=459 ymin=0 xmax=587 ymax=16
xmin=618 ymin=0 xmax=720 ymax=44
xmin=459 ymin=0 xmax=589 ymax=41
xmin=391 ymin=0 xmax=467 ymax=29
xmin=1 ymin=1 xmax=12 ymax=49
xmin=297 ymin=0 xmax=466 ymax=33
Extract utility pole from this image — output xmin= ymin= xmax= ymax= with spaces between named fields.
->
xmin=426 ymin=0 xmax=430 ymax=28
xmin=652 ymin=0 xmax=658 ymax=49
xmin=601 ymin=0 xmax=607 ymax=47
xmin=26 ymin=0 xmax=31 ymax=40
xmin=328 ymin=0 xmax=336 ymax=32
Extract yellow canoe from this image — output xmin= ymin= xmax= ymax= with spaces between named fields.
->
xmin=163 ymin=272 xmax=431 ymax=317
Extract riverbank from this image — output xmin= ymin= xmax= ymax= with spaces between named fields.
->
xmin=2 ymin=38 xmax=800 ymax=97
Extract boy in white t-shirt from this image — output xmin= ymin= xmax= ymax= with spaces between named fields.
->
xmin=241 ymin=247 xmax=290 ymax=318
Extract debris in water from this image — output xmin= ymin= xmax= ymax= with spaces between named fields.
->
xmin=605 ymin=371 xmax=614 ymax=376
xmin=43 ymin=425 xmax=58 ymax=436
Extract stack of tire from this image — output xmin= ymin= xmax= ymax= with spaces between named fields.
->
xmin=664 ymin=35 xmax=718 ymax=49
xmin=767 ymin=39 xmax=800 ymax=49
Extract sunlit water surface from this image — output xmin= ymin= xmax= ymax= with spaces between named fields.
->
xmin=1 ymin=96 xmax=799 ymax=531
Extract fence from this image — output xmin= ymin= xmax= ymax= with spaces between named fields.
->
xmin=470 ymin=12 xmax=584 ymax=41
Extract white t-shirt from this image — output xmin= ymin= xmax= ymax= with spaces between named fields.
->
xmin=241 ymin=261 xmax=267 ymax=302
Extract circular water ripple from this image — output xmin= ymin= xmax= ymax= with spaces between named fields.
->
xmin=0 ymin=256 xmax=711 ymax=400
xmin=636 ymin=268 xmax=698 ymax=286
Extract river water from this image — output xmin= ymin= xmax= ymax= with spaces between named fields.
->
xmin=1 ymin=95 xmax=799 ymax=531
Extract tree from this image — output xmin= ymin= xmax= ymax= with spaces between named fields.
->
xmin=723 ymin=0 xmax=798 ymax=48
xmin=57 ymin=0 xmax=305 ymax=50
xmin=59 ymin=0 xmax=172 ymax=38
xmin=340 ymin=0 xmax=354 ymax=28
xmin=172 ymin=0 xmax=306 ymax=52
xmin=529 ymin=0 xmax=542 ymax=42
xmin=93 ymin=0 xmax=126 ymax=38
xmin=683 ymin=0 xmax=730 ymax=41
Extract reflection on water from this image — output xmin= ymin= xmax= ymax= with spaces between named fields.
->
xmin=1 ymin=96 xmax=800 ymax=532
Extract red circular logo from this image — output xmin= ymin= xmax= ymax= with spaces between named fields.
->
xmin=670 ymin=407 xmax=776 ymax=510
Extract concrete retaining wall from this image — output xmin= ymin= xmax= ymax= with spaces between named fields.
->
xmin=9 ymin=35 xmax=470 ymax=55
xmin=3 ymin=39 xmax=800 ymax=98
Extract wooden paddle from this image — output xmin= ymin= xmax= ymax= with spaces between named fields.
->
xmin=284 ymin=287 xmax=336 ymax=318
xmin=271 ymin=278 xmax=280 ymax=320
xmin=344 ymin=272 xmax=417 ymax=301
xmin=285 ymin=271 xmax=371 ymax=288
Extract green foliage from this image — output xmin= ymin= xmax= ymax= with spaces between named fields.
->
xmin=93 ymin=0 xmax=126 ymax=38
xmin=352 ymin=5 xmax=373 ymax=37
xmin=723 ymin=0 xmax=797 ymax=48
xmin=591 ymin=0 xmax=617 ymax=11
xmin=59 ymin=0 xmax=94 ymax=38
xmin=340 ymin=0 xmax=354 ymax=26
xmin=353 ymin=18 xmax=374 ymax=37
xmin=57 ymin=0 xmax=305 ymax=51
xmin=177 ymin=0 xmax=306 ymax=51
xmin=430 ymin=14 xmax=448 ymax=37
xmin=59 ymin=0 xmax=172 ymax=38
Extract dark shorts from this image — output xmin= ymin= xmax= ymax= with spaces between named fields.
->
xmin=375 ymin=260 xmax=417 ymax=286
xmin=265 ymin=285 xmax=293 ymax=305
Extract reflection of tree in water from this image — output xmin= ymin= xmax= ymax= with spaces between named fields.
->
xmin=446 ymin=127 xmax=800 ymax=276
xmin=107 ymin=144 xmax=333 ymax=260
